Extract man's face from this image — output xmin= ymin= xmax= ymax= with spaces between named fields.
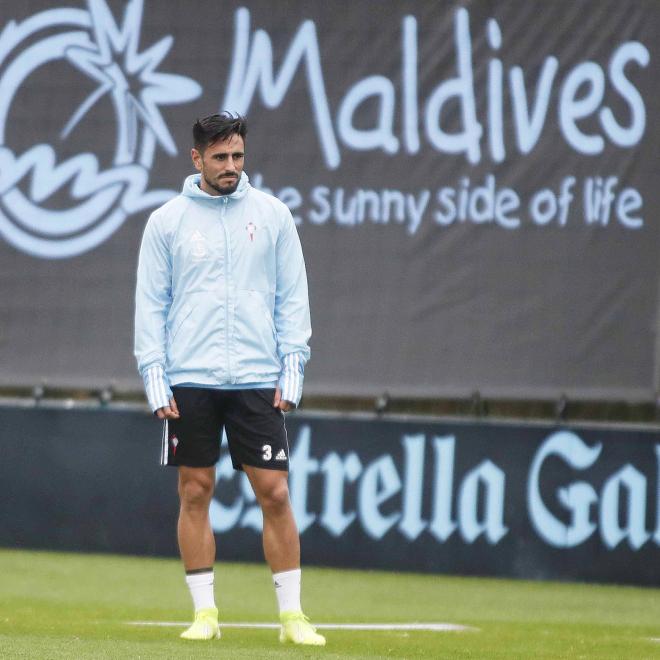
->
xmin=191 ymin=133 xmax=245 ymax=196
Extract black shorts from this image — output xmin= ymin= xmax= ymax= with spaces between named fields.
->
xmin=160 ymin=387 xmax=289 ymax=471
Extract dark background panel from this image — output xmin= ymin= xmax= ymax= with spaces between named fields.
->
xmin=0 ymin=407 xmax=179 ymax=556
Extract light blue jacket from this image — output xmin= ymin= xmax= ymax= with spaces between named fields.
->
xmin=134 ymin=172 xmax=311 ymax=411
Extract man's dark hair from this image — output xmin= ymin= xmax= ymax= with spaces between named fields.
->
xmin=192 ymin=112 xmax=247 ymax=152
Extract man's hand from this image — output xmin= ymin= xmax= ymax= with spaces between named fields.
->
xmin=156 ymin=397 xmax=180 ymax=420
xmin=273 ymin=386 xmax=294 ymax=412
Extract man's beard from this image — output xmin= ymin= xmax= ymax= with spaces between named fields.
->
xmin=205 ymin=173 xmax=239 ymax=195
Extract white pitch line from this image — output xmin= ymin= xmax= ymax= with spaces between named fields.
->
xmin=127 ymin=621 xmax=476 ymax=632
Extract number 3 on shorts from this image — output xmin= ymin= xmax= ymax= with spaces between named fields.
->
xmin=262 ymin=444 xmax=272 ymax=461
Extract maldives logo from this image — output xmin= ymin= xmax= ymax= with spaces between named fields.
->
xmin=0 ymin=0 xmax=201 ymax=258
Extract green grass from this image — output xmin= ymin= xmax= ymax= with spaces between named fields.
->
xmin=0 ymin=549 xmax=658 ymax=658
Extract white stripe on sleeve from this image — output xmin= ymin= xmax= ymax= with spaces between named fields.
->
xmin=279 ymin=352 xmax=304 ymax=407
xmin=143 ymin=364 xmax=172 ymax=412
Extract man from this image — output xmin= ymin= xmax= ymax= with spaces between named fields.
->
xmin=134 ymin=112 xmax=324 ymax=646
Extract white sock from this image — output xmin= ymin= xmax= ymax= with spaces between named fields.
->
xmin=273 ymin=568 xmax=302 ymax=614
xmin=185 ymin=569 xmax=216 ymax=612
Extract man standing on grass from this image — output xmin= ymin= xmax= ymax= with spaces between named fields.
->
xmin=134 ymin=112 xmax=324 ymax=646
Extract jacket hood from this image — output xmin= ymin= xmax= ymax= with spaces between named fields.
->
xmin=182 ymin=171 xmax=250 ymax=201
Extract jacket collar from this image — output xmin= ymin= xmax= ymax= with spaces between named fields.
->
xmin=182 ymin=171 xmax=250 ymax=201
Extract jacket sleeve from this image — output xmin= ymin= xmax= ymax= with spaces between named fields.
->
xmin=274 ymin=209 xmax=311 ymax=407
xmin=134 ymin=212 xmax=173 ymax=412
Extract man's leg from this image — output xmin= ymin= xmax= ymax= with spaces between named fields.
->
xmin=177 ymin=465 xmax=220 ymax=640
xmin=243 ymin=465 xmax=299 ymax=572
xmin=244 ymin=465 xmax=325 ymax=646
xmin=178 ymin=466 xmax=216 ymax=570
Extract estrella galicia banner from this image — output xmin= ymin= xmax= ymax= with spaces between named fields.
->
xmin=215 ymin=414 xmax=660 ymax=585
xmin=0 ymin=1 xmax=659 ymax=401
xmin=1 ymin=405 xmax=658 ymax=585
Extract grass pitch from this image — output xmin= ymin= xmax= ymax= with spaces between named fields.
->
xmin=0 ymin=549 xmax=658 ymax=658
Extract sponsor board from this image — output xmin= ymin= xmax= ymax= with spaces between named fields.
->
xmin=0 ymin=2 xmax=649 ymax=257
xmin=213 ymin=416 xmax=660 ymax=583
xmin=1 ymin=405 xmax=657 ymax=585
xmin=0 ymin=1 xmax=658 ymax=402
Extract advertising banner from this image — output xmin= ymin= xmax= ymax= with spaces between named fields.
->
xmin=0 ymin=0 xmax=659 ymax=400
xmin=1 ymin=405 xmax=658 ymax=585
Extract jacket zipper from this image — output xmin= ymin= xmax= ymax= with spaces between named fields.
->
xmin=221 ymin=197 xmax=234 ymax=383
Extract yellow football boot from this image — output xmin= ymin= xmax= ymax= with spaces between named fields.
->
xmin=180 ymin=607 xmax=221 ymax=640
xmin=279 ymin=610 xmax=326 ymax=646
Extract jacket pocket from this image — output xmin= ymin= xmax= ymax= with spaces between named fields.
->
xmin=234 ymin=290 xmax=279 ymax=369
xmin=168 ymin=303 xmax=193 ymax=342
xmin=247 ymin=290 xmax=276 ymax=338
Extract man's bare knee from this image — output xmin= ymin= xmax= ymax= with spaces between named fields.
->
xmin=178 ymin=470 xmax=214 ymax=510
xmin=259 ymin=480 xmax=291 ymax=515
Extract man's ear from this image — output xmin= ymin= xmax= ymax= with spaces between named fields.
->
xmin=191 ymin=147 xmax=202 ymax=171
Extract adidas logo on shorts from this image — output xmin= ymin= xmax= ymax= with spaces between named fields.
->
xmin=275 ymin=449 xmax=287 ymax=461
